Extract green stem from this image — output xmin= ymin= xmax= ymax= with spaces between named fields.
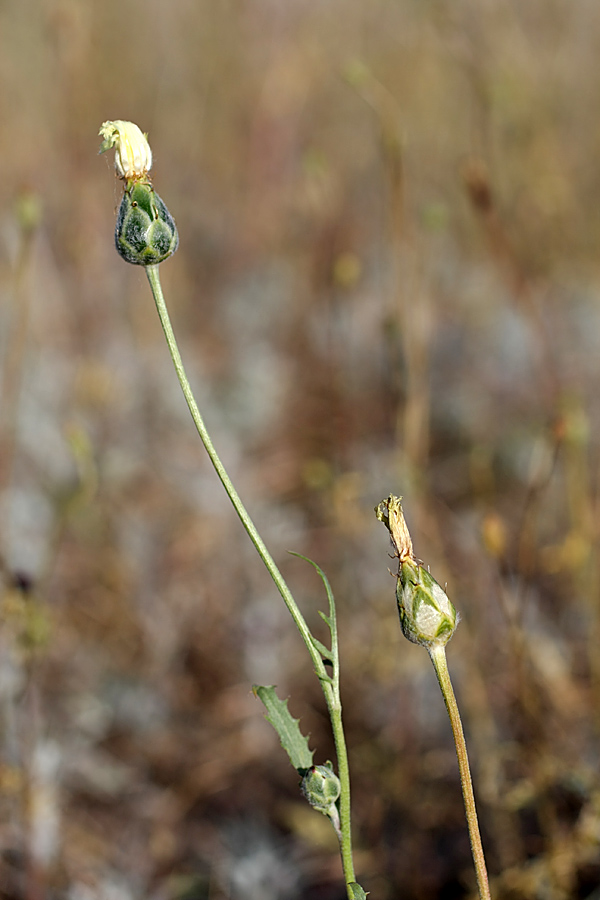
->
xmin=330 ymin=703 xmax=356 ymax=890
xmin=429 ymin=644 xmax=491 ymax=900
xmin=145 ymin=265 xmax=314 ymax=656
xmin=326 ymin=570 xmax=356 ymax=892
xmin=145 ymin=264 xmax=356 ymax=892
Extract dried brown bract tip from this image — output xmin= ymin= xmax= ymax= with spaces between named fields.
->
xmin=375 ymin=495 xmax=415 ymax=563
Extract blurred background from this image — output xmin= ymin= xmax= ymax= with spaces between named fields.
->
xmin=2 ymin=1 xmax=600 ymax=898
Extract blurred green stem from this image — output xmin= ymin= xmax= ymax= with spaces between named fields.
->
xmin=145 ymin=264 xmax=357 ymax=896
xmin=429 ymin=644 xmax=491 ymax=900
xmin=0 ymin=206 xmax=37 ymax=531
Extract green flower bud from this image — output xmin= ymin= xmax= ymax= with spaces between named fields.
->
xmin=397 ymin=559 xmax=457 ymax=648
xmin=301 ymin=763 xmax=341 ymax=816
xmin=376 ymin=495 xmax=458 ymax=650
xmin=115 ymin=181 xmax=178 ymax=266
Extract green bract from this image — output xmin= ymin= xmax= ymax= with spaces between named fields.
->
xmin=115 ymin=181 xmax=178 ymax=266
xmin=397 ymin=560 xmax=458 ymax=649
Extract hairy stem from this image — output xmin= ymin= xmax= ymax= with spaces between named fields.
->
xmin=429 ymin=644 xmax=491 ymax=900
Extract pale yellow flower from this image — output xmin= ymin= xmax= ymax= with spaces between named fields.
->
xmin=98 ymin=120 xmax=152 ymax=180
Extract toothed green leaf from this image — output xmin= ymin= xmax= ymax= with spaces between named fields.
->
xmin=253 ymin=685 xmax=314 ymax=771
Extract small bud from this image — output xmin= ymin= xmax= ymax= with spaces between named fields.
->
xmin=115 ymin=181 xmax=179 ymax=266
xmin=301 ymin=763 xmax=341 ymax=816
xmin=376 ymin=495 xmax=458 ymax=649
xmin=98 ymin=120 xmax=152 ymax=181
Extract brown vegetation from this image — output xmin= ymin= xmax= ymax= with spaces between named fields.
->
xmin=2 ymin=2 xmax=600 ymax=898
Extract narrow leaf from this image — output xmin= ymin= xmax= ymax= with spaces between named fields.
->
xmin=288 ymin=551 xmax=338 ymax=643
xmin=253 ymin=685 xmax=314 ymax=771
xmin=310 ymin=635 xmax=333 ymax=661
xmin=318 ymin=610 xmax=332 ymax=628
xmin=348 ymin=884 xmax=369 ymax=899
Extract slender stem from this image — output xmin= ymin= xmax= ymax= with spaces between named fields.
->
xmin=329 ymin=704 xmax=356 ymax=891
xmin=429 ymin=644 xmax=491 ymax=900
xmin=325 ymin=569 xmax=356 ymax=891
xmin=145 ymin=265 xmax=357 ymax=892
xmin=0 ymin=214 xmax=36 ymax=550
xmin=146 ymin=265 xmax=316 ymax=663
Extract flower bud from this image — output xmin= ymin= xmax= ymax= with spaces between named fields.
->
xmin=376 ymin=495 xmax=458 ymax=649
xmin=98 ymin=120 xmax=152 ymax=181
xmin=397 ymin=559 xmax=457 ymax=648
xmin=115 ymin=181 xmax=179 ymax=266
xmin=301 ymin=764 xmax=341 ymax=816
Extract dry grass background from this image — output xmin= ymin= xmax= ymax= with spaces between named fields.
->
xmin=2 ymin=1 xmax=600 ymax=898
